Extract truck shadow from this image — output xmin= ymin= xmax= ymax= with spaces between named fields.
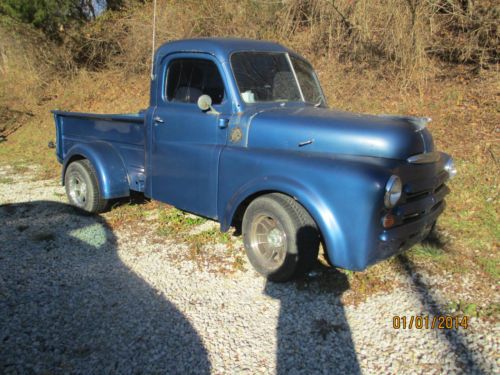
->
xmin=263 ymin=227 xmax=485 ymax=374
xmin=396 ymin=224 xmax=484 ymax=371
xmin=0 ymin=201 xmax=210 ymax=374
xmin=395 ymin=254 xmax=486 ymax=374
xmin=264 ymin=227 xmax=361 ymax=374
xmin=420 ymin=225 xmax=448 ymax=249
xmin=107 ymin=191 xmax=151 ymax=210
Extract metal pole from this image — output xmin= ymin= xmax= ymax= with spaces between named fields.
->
xmin=150 ymin=0 xmax=158 ymax=80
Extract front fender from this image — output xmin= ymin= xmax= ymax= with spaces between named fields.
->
xmin=63 ymin=142 xmax=130 ymax=199
xmin=218 ymin=148 xmax=395 ymax=270
xmin=220 ymin=175 xmax=347 ymax=266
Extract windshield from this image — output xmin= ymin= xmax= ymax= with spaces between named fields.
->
xmin=231 ymin=52 xmax=325 ymax=105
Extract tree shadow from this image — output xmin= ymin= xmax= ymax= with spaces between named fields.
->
xmin=0 ymin=201 xmax=210 ymax=374
xmin=264 ymin=228 xmax=361 ymax=374
xmin=395 ymin=254 xmax=486 ymax=374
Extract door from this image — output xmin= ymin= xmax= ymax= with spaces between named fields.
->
xmin=150 ymin=55 xmax=231 ymax=218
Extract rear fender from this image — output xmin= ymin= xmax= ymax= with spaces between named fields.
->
xmin=62 ymin=142 xmax=130 ymax=199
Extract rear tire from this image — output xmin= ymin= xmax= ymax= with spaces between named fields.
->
xmin=65 ymin=159 xmax=108 ymax=213
xmin=242 ymin=193 xmax=320 ymax=282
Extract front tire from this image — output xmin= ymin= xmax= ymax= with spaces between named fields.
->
xmin=242 ymin=193 xmax=320 ymax=282
xmin=65 ymin=159 xmax=108 ymax=213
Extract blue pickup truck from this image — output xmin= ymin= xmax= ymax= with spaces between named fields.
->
xmin=52 ymin=38 xmax=455 ymax=281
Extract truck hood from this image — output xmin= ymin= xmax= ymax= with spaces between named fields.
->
xmin=246 ymin=106 xmax=435 ymax=160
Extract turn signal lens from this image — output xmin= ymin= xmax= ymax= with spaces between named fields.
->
xmin=382 ymin=214 xmax=395 ymax=228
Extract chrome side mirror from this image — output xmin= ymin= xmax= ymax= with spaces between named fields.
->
xmin=197 ymin=95 xmax=220 ymax=114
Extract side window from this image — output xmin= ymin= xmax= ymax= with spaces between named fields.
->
xmin=165 ymin=58 xmax=225 ymax=105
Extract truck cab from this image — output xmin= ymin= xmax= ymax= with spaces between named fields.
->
xmin=53 ymin=38 xmax=455 ymax=281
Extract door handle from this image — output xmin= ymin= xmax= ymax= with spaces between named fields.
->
xmin=154 ymin=116 xmax=164 ymax=124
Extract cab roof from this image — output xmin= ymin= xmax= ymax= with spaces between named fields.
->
xmin=156 ymin=37 xmax=293 ymax=62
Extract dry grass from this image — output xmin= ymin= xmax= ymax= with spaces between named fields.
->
xmin=54 ymin=1 xmax=499 ymax=83
xmin=0 ymin=1 xmax=498 ymax=305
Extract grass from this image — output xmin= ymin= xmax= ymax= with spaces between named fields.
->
xmin=186 ymin=229 xmax=231 ymax=261
xmin=445 ymin=300 xmax=500 ymax=320
xmin=0 ymin=116 xmax=60 ymax=180
xmin=478 ymin=257 xmax=500 ymax=280
xmin=157 ymin=207 xmax=207 ymax=237
xmin=408 ymin=244 xmax=446 ymax=261
xmin=105 ymin=197 xmax=158 ymax=228
xmin=155 ymin=206 xmax=245 ymax=272
xmin=188 ymin=228 xmax=232 ymax=246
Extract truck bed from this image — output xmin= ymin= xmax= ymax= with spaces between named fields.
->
xmin=52 ymin=110 xmax=146 ymax=192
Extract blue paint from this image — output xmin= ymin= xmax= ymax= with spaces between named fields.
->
xmin=52 ymin=111 xmax=144 ymax=199
xmin=52 ymin=38 xmax=452 ymax=270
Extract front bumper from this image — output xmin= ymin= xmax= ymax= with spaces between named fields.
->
xmin=372 ymin=200 xmax=445 ymax=264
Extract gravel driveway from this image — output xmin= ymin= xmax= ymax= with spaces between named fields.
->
xmin=0 ymin=166 xmax=497 ymax=374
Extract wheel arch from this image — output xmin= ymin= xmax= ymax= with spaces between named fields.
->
xmin=62 ymin=142 xmax=130 ymax=199
xmin=220 ymin=176 xmax=347 ymax=261
xmin=229 ymin=190 xmax=277 ymax=235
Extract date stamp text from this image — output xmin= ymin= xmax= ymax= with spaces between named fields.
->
xmin=393 ymin=315 xmax=469 ymax=330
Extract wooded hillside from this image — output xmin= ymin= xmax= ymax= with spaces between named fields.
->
xmin=0 ymin=0 xmax=498 ymax=278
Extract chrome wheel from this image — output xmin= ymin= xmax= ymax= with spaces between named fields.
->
xmin=68 ymin=174 xmax=88 ymax=207
xmin=249 ymin=214 xmax=287 ymax=271
xmin=242 ymin=193 xmax=320 ymax=281
xmin=64 ymin=160 xmax=108 ymax=213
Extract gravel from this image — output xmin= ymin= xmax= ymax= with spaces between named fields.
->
xmin=0 ymin=166 xmax=498 ymax=374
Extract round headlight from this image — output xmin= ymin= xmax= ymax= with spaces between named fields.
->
xmin=444 ymin=158 xmax=457 ymax=180
xmin=384 ymin=175 xmax=402 ymax=208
